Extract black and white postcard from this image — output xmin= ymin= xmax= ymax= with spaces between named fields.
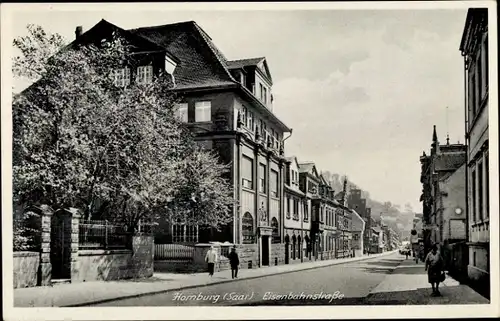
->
xmin=1 ymin=1 xmax=498 ymax=320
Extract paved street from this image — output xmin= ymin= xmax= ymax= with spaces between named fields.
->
xmin=87 ymin=252 xmax=417 ymax=306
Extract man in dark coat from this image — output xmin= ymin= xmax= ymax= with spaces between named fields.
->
xmin=228 ymin=246 xmax=240 ymax=279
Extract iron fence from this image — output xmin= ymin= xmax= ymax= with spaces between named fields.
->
xmin=79 ymin=220 xmax=129 ymax=250
xmin=154 ymin=243 xmax=195 ymax=261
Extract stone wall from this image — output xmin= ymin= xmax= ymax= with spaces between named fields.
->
xmin=76 ymin=249 xmax=133 ymax=281
xmin=13 ymin=252 xmax=40 ymax=288
xmin=270 ymin=242 xmax=285 ymax=266
xmin=237 ymin=244 xmax=259 ymax=269
xmin=131 ymin=235 xmax=154 ymax=278
xmin=75 ymin=236 xmax=154 ymax=282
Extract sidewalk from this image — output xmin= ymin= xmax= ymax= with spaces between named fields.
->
xmin=14 ymin=251 xmax=395 ymax=307
xmin=14 ymin=252 xmax=394 ymax=307
xmin=365 ymin=257 xmax=490 ymax=305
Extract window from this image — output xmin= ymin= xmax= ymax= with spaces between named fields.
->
xmin=477 ymin=54 xmax=482 ymax=102
xmin=472 ymin=74 xmax=478 ymax=117
xmin=478 ymin=161 xmax=484 ymax=221
xmin=471 ymin=74 xmax=477 ymax=117
xmin=271 ymin=218 xmax=279 ymax=243
xmin=175 ymin=103 xmax=188 ymax=123
xmin=484 ymin=35 xmax=489 ymax=91
xmin=286 ymin=196 xmax=291 ymax=219
xmin=246 ymin=110 xmax=254 ymax=131
xmin=259 ymin=163 xmax=266 ymax=194
xmin=293 ymin=199 xmax=299 ymax=220
xmin=172 ymin=223 xmax=198 ymax=243
xmin=471 ymin=169 xmax=477 ymax=222
xmin=195 ymin=101 xmax=211 ymax=122
xmin=242 ymin=212 xmax=254 ymax=244
xmin=308 ymin=182 xmax=318 ymax=194
xmin=304 ymin=203 xmax=309 ymax=221
xmin=263 ymin=87 xmax=267 ymax=104
xmin=260 ymin=120 xmax=267 ymax=136
xmin=136 ymin=65 xmax=153 ymax=84
xmin=485 ymin=152 xmax=489 ymax=217
xmin=270 ymin=170 xmax=278 ymax=197
xmin=114 ymin=67 xmax=131 ymax=87
xmin=242 ymin=156 xmax=253 ymax=189
xmin=241 ymin=106 xmax=247 ymax=125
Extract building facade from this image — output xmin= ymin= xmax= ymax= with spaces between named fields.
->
xmin=76 ymin=20 xmax=295 ymax=267
xmin=459 ymin=8 xmax=490 ymax=295
xmin=283 ymin=156 xmax=311 ymax=263
xmin=420 ymin=126 xmax=467 ymax=254
xmin=317 ymin=175 xmax=340 ymax=260
xmin=297 ymin=162 xmax=322 ymax=259
xmin=347 ymin=188 xmax=372 ymax=254
xmin=350 ymin=209 xmax=365 ymax=257
xmin=335 ymin=179 xmax=353 ymax=258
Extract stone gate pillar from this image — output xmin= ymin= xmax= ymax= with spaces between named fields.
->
xmin=67 ymin=208 xmax=81 ymax=283
xmin=38 ymin=205 xmax=54 ymax=286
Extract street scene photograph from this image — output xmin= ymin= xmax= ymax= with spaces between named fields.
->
xmin=1 ymin=1 xmax=498 ymax=320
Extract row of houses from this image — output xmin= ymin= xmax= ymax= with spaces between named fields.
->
xmin=419 ymin=8 xmax=490 ymax=298
xmin=64 ymin=18 xmax=404 ymax=272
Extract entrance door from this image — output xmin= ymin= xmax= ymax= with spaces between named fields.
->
xmin=50 ymin=211 xmax=72 ymax=279
xmin=261 ymin=236 xmax=269 ymax=266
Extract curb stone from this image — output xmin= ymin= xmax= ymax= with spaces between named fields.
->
xmin=67 ymin=251 xmax=397 ymax=307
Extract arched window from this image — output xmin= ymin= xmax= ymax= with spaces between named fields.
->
xmin=242 ymin=212 xmax=254 ymax=244
xmin=271 ymin=217 xmax=279 ymax=243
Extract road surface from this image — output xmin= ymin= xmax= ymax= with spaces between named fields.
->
xmin=90 ymin=252 xmax=406 ymax=306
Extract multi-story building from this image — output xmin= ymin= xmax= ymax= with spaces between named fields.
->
xmin=283 ymin=156 xmax=311 ymax=263
xmin=75 ymin=19 xmax=292 ymax=267
xmin=317 ymin=175 xmax=339 ymax=260
xmin=297 ymin=162 xmax=322 ymax=259
xmin=420 ymin=126 xmax=467 ymax=255
xmin=350 ymin=209 xmax=365 ymax=257
xmin=371 ymin=226 xmax=383 ymax=253
xmin=347 ymin=188 xmax=372 ymax=254
xmin=459 ymin=8 xmax=490 ymax=296
xmin=335 ymin=178 xmax=353 ymax=258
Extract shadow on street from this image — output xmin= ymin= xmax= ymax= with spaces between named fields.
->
xmin=365 ymin=285 xmax=490 ymax=305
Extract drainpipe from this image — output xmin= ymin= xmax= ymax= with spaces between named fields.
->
xmin=281 ymin=129 xmax=293 ymax=148
xmin=462 ymin=51 xmax=470 ymax=259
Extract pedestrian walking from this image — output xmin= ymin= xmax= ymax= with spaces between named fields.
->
xmin=425 ymin=244 xmax=445 ymax=296
xmin=228 ymin=246 xmax=240 ymax=279
xmin=205 ymin=246 xmax=218 ymax=277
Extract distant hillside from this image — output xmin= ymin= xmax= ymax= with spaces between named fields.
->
xmin=321 ymin=170 xmax=415 ymax=237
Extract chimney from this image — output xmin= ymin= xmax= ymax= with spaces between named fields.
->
xmin=75 ymin=26 xmax=83 ymax=40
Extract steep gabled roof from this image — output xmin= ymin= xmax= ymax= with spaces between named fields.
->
xmin=285 ymin=155 xmax=300 ymax=169
xmin=76 ymin=19 xmax=179 ymax=62
xmin=298 ymin=162 xmax=319 ymax=178
xmin=435 ymin=153 xmax=466 ymax=172
xmin=227 ymin=57 xmax=264 ymax=69
xmin=227 ymin=57 xmax=273 ymax=84
xmin=129 ymin=21 xmax=237 ymax=90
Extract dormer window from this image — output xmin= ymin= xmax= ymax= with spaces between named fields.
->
xmin=114 ymin=67 xmax=131 ymax=87
xmin=136 ymin=65 xmax=153 ymax=84
xmin=165 ymin=55 xmax=177 ymax=87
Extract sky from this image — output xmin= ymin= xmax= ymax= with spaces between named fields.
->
xmin=6 ymin=4 xmax=471 ymax=212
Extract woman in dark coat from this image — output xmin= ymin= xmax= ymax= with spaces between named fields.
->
xmin=425 ymin=244 xmax=445 ymax=296
xmin=228 ymin=246 xmax=240 ymax=279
